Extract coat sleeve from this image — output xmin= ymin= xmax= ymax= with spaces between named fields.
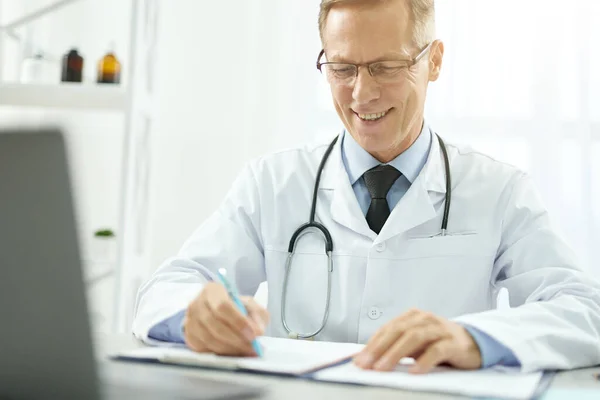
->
xmin=454 ymin=172 xmax=600 ymax=372
xmin=132 ymin=162 xmax=266 ymax=343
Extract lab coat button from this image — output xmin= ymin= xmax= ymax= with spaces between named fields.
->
xmin=376 ymin=242 xmax=386 ymax=252
xmin=368 ymin=307 xmax=381 ymax=320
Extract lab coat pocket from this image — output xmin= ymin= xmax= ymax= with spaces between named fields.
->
xmin=383 ymin=232 xmax=495 ymax=317
xmin=401 ymin=231 xmax=491 ymax=259
xmin=407 ymin=230 xmax=478 ymax=239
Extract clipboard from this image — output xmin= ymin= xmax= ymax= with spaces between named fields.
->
xmin=112 ymin=337 xmax=546 ymax=400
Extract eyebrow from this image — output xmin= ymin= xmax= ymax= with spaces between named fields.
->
xmin=326 ymin=51 xmax=412 ymax=63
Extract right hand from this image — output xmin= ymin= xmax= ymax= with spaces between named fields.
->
xmin=183 ymin=282 xmax=270 ymax=357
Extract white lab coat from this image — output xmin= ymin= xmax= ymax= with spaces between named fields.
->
xmin=133 ymin=132 xmax=600 ymax=373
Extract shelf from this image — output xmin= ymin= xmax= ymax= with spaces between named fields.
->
xmin=0 ymin=83 xmax=127 ymax=111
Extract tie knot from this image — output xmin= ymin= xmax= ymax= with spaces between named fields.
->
xmin=363 ymin=164 xmax=402 ymax=200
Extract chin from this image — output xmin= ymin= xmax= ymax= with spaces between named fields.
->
xmin=352 ymin=122 xmax=395 ymax=141
xmin=354 ymin=131 xmax=394 ymax=152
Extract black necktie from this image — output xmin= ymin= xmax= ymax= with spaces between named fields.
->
xmin=363 ymin=165 xmax=402 ymax=234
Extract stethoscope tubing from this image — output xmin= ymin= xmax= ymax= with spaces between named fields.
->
xmin=282 ymin=132 xmax=451 ymax=339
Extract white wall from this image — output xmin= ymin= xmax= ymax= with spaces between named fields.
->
xmin=145 ymin=0 xmax=329 ymax=278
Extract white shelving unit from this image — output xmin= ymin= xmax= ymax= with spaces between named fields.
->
xmin=0 ymin=0 xmax=159 ymax=334
xmin=0 ymin=82 xmax=127 ymax=110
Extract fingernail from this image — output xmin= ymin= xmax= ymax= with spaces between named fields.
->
xmin=355 ymin=352 xmax=373 ymax=368
xmin=243 ymin=327 xmax=255 ymax=341
xmin=409 ymin=365 xmax=423 ymax=374
xmin=247 ymin=347 xmax=257 ymax=357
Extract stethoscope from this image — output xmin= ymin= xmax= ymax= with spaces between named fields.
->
xmin=281 ymin=132 xmax=452 ymax=340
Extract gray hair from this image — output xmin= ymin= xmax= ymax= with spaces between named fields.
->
xmin=318 ymin=0 xmax=436 ymax=48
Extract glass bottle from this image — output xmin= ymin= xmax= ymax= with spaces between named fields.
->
xmin=97 ymin=44 xmax=121 ymax=84
xmin=61 ymin=48 xmax=84 ymax=83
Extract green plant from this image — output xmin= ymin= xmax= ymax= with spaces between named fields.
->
xmin=94 ymin=229 xmax=116 ymax=238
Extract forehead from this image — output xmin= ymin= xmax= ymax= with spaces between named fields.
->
xmin=322 ymin=0 xmax=415 ymax=61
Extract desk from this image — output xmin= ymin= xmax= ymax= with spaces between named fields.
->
xmin=96 ymin=333 xmax=600 ymax=400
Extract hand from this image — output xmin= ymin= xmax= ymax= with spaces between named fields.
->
xmin=354 ymin=309 xmax=482 ymax=373
xmin=183 ymin=282 xmax=270 ymax=357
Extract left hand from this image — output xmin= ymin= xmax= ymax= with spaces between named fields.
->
xmin=354 ymin=309 xmax=482 ymax=374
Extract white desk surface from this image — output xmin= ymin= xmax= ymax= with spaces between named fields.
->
xmin=95 ymin=333 xmax=600 ymax=400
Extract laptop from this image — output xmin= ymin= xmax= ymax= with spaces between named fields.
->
xmin=0 ymin=129 xmax=264 ymax=399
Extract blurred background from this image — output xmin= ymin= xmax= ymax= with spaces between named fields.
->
xmin=1 ymin=0 xmax=599 ymax=334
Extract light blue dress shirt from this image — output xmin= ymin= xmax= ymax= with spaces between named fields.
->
xmin=149 ymin=123 xmax=520 ymax=368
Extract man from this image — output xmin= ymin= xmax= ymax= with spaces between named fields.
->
xmin=133 ymin=0 xmax=600 ymax=373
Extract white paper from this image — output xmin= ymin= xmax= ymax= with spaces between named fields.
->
xmin=117 ymin=338 xmax=542 ymax=399
xmin=117 ymin=346 xmax=240 ymax=369
xmin=115 ymin=337 xmax=362 ymax=375
xmin=314 ymin=361 xmax=543 ymax=400
xmin=239 ymin=336 xmax=363 ymax=374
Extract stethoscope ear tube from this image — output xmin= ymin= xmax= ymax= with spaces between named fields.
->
xmin=436 ymin=134 xmax=451 ymax=232
xmin=309 ymin=136 xmax=339 ymax=224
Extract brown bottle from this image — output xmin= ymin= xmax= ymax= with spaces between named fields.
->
xmin=97 ymin=44 xmax=121 ymax=84
xmin=61 ymin=48 xmax=84 ymax=83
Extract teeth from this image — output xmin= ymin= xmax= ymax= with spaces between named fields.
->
xmin=358 ymin=111 xmax=387 ymax=121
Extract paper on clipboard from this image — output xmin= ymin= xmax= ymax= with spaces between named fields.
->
xmin=114 ymin=337 xmax=545 ymax=399
xmin=313 ymin=360 xmax=544 ymax=400
xmin=113 ymin=336 xmax=363 ymax=376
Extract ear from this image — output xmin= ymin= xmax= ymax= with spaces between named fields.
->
xmin=428 ymin=40 xmax=444 ymax=82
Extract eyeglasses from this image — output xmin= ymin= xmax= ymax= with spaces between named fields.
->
xmin=316 ymin=42 xmax=433 ymax=86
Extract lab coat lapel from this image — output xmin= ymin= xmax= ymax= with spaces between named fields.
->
xmin=376 ymin=134 xmax=448 ymax=243
xmin=319 ymin=135 xmax=376 ymax=241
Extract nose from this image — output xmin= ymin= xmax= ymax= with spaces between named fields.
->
xmin=352 ymin=67 xmax=381 ymax=105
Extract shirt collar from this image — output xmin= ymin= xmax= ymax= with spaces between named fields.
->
xmin=341 ymin=122 xmax=433 ymax=185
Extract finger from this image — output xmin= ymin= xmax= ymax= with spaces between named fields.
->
xmin=373 ymin=326 xmax=446 ymax=371
xmin=248 ymin=313 xmax=266 ymax=337
xmin=200 ymin=299 xmax=256 ymax=356
xmin=184 ymin=308 xmax=219 ymax=353
xmin=186 ymin=294 xmax=253 ymax=357
xmin=183 ymin=312 xmax=209 ymax=353
xmin=185 ymin=299 xmax=244 ymax=356
xmin=189 ymin=315 xmax=244 ymax=356
xmin=356 ymin=313 xmax=430 ymax=369
xmin=358 ymin=309 xmax=425 ymax=357
xmin=244 ymin=298 xmax=269 ymax=335
xmin=410 ymin=339 xmax=453 ymax=374
xmin=362 ymin=308 xmax=422 ymax=349
xmin=206 ymin=291 xmax=256 ymax=344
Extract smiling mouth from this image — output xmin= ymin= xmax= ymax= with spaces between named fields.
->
xmin=354 ymin=109 xmax=392 ymax=121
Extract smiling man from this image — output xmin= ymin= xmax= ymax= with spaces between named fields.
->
xmin=133 ymin=0 xmax=600 ymax=374
xmin=319 ymin=0 xmax=437 ymax=165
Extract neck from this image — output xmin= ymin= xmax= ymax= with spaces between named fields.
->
xmin=370 ymin=118 xmax=424 ymax=163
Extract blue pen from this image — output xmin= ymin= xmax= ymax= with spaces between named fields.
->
xmin=216 ymin=269 xmax=264 ymax=357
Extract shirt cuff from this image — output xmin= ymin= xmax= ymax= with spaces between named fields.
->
xmin=147 ymin=309 xmax=186 ymax=344
xmin=462 ymin=324 xmax=521 ymax=368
